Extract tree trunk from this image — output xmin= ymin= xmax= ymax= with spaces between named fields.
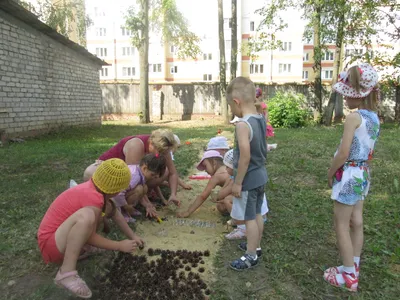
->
xmin=395 ymin=85 xmax=400 ymax=124
xmin=218 ymin=0 xmax=228 ymax=123
xmin=313 ymin=6 xmax=322 ymax=118
xmin=325 ymin=12 xmax=345 ymax=126
xmin=139 ymin=0 xmax=150 ymax=123
xmin=230 ymin=0 xmax=237 ymax=81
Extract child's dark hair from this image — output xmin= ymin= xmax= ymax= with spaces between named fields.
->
xmin=140 ymin=153 xmax=167 ymax=177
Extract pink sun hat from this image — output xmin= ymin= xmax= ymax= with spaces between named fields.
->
xmin=333 ymin=63 xmax=378 ymax=98
xmin=196 ymin=150 xmax=223 ymax=171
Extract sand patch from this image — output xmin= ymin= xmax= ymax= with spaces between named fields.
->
xmin=133 ymin=176 xmax=226 ymax=284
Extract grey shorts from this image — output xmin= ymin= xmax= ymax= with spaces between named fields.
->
xmin=231 ymin=185 xmax=265 ymax=221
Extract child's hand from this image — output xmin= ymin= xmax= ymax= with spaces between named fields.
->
xmin=181 ymin=182 xmax=192 ymax=190
xmin=132 ymin=234 xmax=144 ymax=247
xmin=118 ymin=240 xmax=137 ymax=253
xmin=328 ymin=174 xmax=333 ymax=188
xmin=145 ymin=205 xmax=158 ymax=218
xmin=168 ymin=195 xmax=181 ymax=207
xmin=176 ymin=210 xmax=190 ymax=218
xmin=232 ymin=183 xmax=242 ymax=198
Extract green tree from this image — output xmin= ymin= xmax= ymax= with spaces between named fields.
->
xmin=125 ymin=0 xmax=201 ymax=123
xmin=230 ymin=0 xmax=238 ymax=81
xmin=17 ymin=0 xmax=91 ymax=46
xmin=249 ymin=0 xmax=400 ymax=124
xmin=218 ymin=0 xmax=228 ymax=124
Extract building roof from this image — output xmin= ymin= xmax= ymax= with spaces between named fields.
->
xmin=0 ymin=0 xmax=108 ymax=66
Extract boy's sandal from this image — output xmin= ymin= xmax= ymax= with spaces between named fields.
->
xmin=237 ymin=242 xmax=262 ymax=257
xmin=78 ymin=245 xmax=106 ymax=260
xmin=54 ymin=270 xmax=92 ymax=299
xmin=230 ymin=254 xmax=259 ymax=271
xmin=225 ymin=228 xmax=246 ymax=240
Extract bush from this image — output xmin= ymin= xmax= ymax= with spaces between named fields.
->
xmin=268 ymin=91 xmax=310 ymax=128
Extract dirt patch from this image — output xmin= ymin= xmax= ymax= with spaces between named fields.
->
xmin=1 ymin=273 xmax=49 ymax=300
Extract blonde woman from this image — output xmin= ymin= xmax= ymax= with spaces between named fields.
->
xmin=83 ymin=129 xmax=180 ymax=206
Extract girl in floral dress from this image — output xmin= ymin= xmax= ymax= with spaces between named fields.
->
xmin=324 ymin=63 xmax=380 ymax=292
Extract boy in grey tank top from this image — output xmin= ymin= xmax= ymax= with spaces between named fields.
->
xmin=227 ymin=77 xmax=268 ymax=271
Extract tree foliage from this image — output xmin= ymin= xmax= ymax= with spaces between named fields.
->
xmin=126 ymin=0 xmax=201 ymax=60
xmin=248 ymin=0 xmax=400 ymax=122
xmin=125 ymin=0 xmax=201 ymax=123
xmin=17 ymin=0 xmax=91 ymax=46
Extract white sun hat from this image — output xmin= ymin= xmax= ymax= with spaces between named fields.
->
xmin=333 ymin=63 xmax=378 ymax=98
xmin=223 ymin=149 xmax=234 ymax=169
xmin=206 ymin=136 xmax=230 ymax=151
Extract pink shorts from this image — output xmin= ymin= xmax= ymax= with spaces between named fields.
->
xmin=38 ymin=233 xmax=64 ymax=264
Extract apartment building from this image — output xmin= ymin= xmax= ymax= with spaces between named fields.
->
xmin=85 ymin=0 xmax=305 ymax=83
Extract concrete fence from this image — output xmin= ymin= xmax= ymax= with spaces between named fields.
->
xmin=101 ymin=82 xmax=397 ymax=121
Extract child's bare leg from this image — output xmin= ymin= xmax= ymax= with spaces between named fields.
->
xmin=350 ymin=201 xmax=364 ymax=258
xmin=126 ymin=185 xmax=144 ymax=207
xmin=217 ymin=196 xmax=232 ymax=214
xmin=256 ymin=214 xmax=264 ymax=249
xmin=334 ymin=202 xmax=354 ymax=268
xmin=244 ymin=219 xmax=259 ymax=255
xmin=54 ymin=208 xmax=96 ymax=273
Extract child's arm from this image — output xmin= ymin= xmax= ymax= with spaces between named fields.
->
xmin=176 ymin=176 xmax=220 ymax=218
xmin=232 ymin=122 xmax=251 ymax=197
xmin=328 ymin=113 xmax=361 ymax=187
xmin=86 ymin=207 xmax=138 ymax=252
xmin=165 ymin=154 xmax=180 ymax=206
xmin=217 ymin=178 xmax=233 ymax=200
xmin=111 ymin=209 xmax=144 ymax=246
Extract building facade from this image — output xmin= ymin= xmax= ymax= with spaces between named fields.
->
xmin=85 ymin=0 xmax=305 ymax=83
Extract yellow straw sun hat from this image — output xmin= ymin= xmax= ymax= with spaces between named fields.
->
xmin=92 ymin=158 xmax=131 ymax=194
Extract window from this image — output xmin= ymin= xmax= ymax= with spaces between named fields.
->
xmin=303 ymin=53 xmax=309 ymax=61
xmin=278 ymin=63 xmax=292 ymax=73
xmin=203 ymin=74 xmax=212 ymax=81
xmin=170 ymin=45 xmax=176 ymax=53
xmin=95 ymin=28 xmax=107 ymax=37
xmin=322 ymin=69 xmax=333 ymax=79
xmin=281 ymin=41 xmax=292 ymax=51
xmin=99 ymin=67 xmax=109 ymax=77
xmin=203 ymin=53 xmax=212 ymax=60
xmin=94 ymin=7 xmax=105 ymax=17
xmin=122 ymin=47 xmax=135 ymax=56
xmin=224 ymin=18 xmax=232 ymax=29
xmin=149 ymin=64 xmax=162 ymax=73
xmin=346 ymin=48 xmax=363 ymax=57
xmin=121 ymin=27 xmax=132 ymax=36
xmin=95 ymin=48 xmax=107 ymax=57
xmin=250 ymin=21 xmax=255 ymax=32
xmin=122 ymin=67 xmax=135 ymax=77
xmin=250 ymin=64 xmax=264 ymax=74
xmin=170 ymin=66 xmax=178 ymax=74
xmin=323 ymin=51 xmax=334 ymax=61
xmin=302 ymin=71 xmax=309 ymax=80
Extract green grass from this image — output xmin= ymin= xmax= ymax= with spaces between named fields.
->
xmin=0 ymin=121 xmax=227 ymax=299
xmin=0 ymin=121 xmax=399 ymax=299
xmin=211 ymin=124 xmax=400 ymax=300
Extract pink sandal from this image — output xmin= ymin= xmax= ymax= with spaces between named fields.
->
xmin=54 ymin=270 xmax=92 ymax=298
xmin=225 ymin=228 xmax=246 ymax=240
xmin=324 ymin=271 xmax=358 ymax=292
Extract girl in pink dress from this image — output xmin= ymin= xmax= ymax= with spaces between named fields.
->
xmin=255 ymin=88 xmax=275 ymax=138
